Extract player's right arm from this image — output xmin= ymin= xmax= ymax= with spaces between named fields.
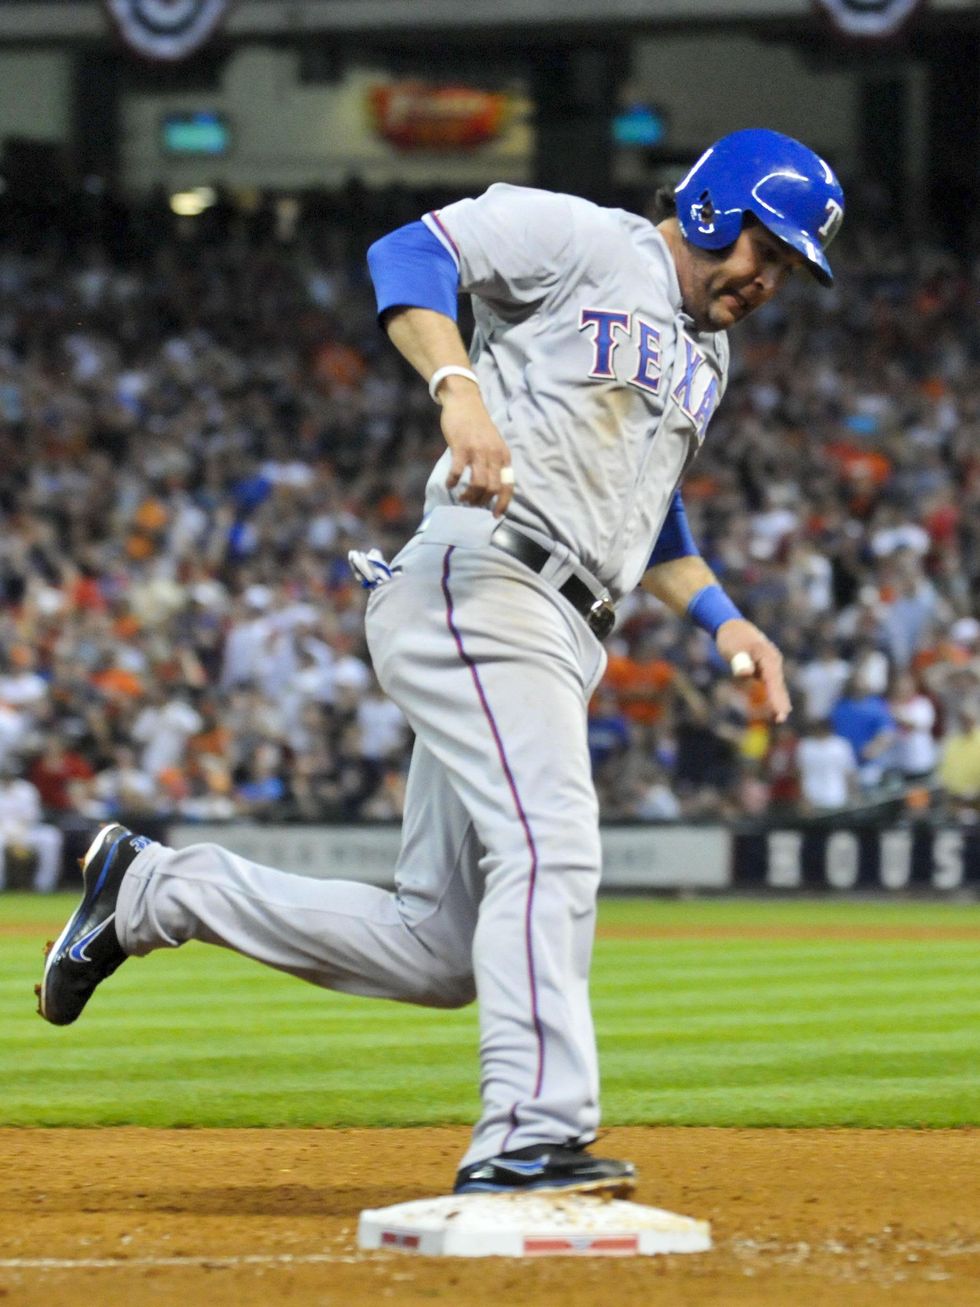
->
xmin=367 ymin=186 xmax=583 ymax=517
xmin=383 ymin=307 xmax=513 ymax=516
xmin=367 ymin=221 xmax=513 ymax=516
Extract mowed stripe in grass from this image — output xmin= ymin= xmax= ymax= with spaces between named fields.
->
xmin=5 ymin=939 xmax=481 ymax=1127
xmin=3 ymin=892 xmax=980 ymax=1128
xmin=597 ymin=926 xmax=980 ymax=1127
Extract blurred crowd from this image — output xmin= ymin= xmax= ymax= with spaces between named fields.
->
xmin=0 ymin=178 xmax=978 ymax=887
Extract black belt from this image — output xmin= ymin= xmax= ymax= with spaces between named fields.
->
xmin=490 ymin=523 xmax=616 ymax=641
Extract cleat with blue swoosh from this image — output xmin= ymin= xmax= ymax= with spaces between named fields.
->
xmin=454 ymin=1143 xmax=635 ymax=1197
xmin=36 ymin=824 xmax=153 ymax=1026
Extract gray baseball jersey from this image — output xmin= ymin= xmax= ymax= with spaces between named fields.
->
xmin=423 ymin=184 xmax=729 ymax=600
xmin=109 ymin=184 xmax=731 ymax=1177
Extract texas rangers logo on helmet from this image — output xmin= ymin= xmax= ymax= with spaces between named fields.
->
xmin=103 ymin=0 xmax=234 ymax=61
xmin=817 ymin=197 xmax=844 ymax=247
xmin=692 ymin=196 xmax=718 ymax=237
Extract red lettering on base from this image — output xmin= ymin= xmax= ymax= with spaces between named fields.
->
xmin=523 ymin=1234 xmax=639 ymax=1256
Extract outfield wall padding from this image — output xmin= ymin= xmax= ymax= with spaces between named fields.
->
xmin=166 ymin=822 xmax=980 ymax=893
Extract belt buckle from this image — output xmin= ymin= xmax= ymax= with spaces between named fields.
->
xmin=586 ymin=596 xmax=615 ymax=641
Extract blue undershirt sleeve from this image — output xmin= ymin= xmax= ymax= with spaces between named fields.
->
xmin=647 ymin=490 xmax=700 ymax=567
xmin=366 ymin=221 xmax=460 ymax=322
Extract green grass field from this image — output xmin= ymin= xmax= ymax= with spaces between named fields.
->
xmin=4 ymin=892 xmax=980 ymax=1129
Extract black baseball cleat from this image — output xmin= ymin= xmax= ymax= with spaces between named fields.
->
xmin=35 ymin=824 xmax=153 ymax=1026
xmin=454 ymin=1143 xmax=636 ymax=1197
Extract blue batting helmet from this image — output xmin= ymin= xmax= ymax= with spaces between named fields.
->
xmin=674 ymin=129 xmax=844 ymax=286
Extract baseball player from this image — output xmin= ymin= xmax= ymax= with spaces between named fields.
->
xmin=0 ymin=764 xmax=64 ymax=892
xmin=38 ymin=130 xmax=843 ymax=1197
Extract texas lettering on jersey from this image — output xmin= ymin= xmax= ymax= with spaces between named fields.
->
xmin=578 ymin=307 xmax=720 ymax=442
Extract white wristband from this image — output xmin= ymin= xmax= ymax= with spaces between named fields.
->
xmin=429 ymin=365 xmax=480 ymax=403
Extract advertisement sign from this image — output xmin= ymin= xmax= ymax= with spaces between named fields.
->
xmin=367 ymin=83 xmax=510 ymax=151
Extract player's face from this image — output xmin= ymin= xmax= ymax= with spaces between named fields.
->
xmin=680 ymin=219 xmax=805 ymax=332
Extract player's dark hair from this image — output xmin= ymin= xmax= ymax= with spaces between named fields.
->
xmin=650 ymin=185 xmax=677 ymax=223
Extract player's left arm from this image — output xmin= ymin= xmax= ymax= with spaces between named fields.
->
xmin=642 ymin=491 xmax=791 ymax=723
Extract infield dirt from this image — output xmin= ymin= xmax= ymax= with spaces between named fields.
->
xmin=2 ymin=1126 xmax=977 ymax=1305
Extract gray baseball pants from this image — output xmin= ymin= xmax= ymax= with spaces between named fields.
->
xmin=116 ymin=507 xmax=608 ymax=1170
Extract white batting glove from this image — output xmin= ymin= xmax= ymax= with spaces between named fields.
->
xmin=348 ymin=548 xmax=397 ymax=590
